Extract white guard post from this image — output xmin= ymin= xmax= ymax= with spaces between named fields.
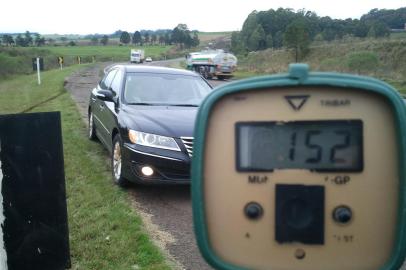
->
xmin=36 ymin=57 xmax=41 ymax=85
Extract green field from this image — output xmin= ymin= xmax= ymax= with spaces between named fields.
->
xmin=0 ymin=66 xmax=172 ymax=269
xmin=0 ymin=45 xmax=173 ymax=78
xmin=197 ymin=31 xmax=232 ymax=47
xmin=198 ymin=31 xmax=232 ymax=39
xmin=390 ymin=31 xmax=406 ymax=39
xmin=18 ymin=45 xmax=172 ymax=61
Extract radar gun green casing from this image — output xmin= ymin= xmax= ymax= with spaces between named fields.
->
xmin=192 ymin=64 xmax=406 ymax=270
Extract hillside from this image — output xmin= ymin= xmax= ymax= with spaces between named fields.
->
xmin=231 ymin=7 xmax=406 ymax=55
xmin=236 ymin=38 xmax=406 ymax=92
xmin=197 ymin=31 xmax=232 ymax=49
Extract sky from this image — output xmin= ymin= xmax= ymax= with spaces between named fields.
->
xmin=0 ymin=0 xmax=405 ymax=34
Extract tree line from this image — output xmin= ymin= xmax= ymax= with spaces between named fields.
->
xmin=231 ymin=7 xmax=406 ymax=58
xmin=0 ymin=23 xmax=200 ymax=48
xmin=1 ymin=31 xmax=46 ymax=47
xmin=118 ymin=24 xmax=199 ymax=48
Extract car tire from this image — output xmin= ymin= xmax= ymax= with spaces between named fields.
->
xmin=112 ymin=135 xmax=129 ymax=187
xmin=88 ymin=110 xmax=97 ymax=141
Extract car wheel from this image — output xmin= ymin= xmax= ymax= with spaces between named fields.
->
xmin=112 ymin=135 xmax=128 ymax=187
xmin=88 ymin=110 xmax=97 ymax=140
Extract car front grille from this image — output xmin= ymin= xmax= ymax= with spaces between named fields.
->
xmin=180 ymin=137 xmax=194 ymax=157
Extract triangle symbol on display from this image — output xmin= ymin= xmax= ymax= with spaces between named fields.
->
xmin=284 ymin=95 xmax=310 ymax=111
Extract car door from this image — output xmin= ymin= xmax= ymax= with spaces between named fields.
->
xmin=92 ymin=68 xmax=117 ymax=147
xmin=100 ymin=68 xmax=124 ymax=151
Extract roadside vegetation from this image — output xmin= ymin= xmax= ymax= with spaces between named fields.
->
xmin=0 ymin=66 xmax=172 ymax=269
xmin=0 ymin=23 xmax=202 ymax=78
xmin=0 ymin=45 xmax=172 ymax=78
xmin=231 ymin=7 xmax=405 ymax=60
xmin=233 ymin=38 xmax=406 ymax=93
xmin=229 ymin=7 xmax=406 ymax=93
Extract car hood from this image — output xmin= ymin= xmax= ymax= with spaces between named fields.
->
xmin=121 ymin=105 xmax=198 ymax=138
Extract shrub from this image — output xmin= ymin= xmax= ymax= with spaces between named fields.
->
xmin=347 ymin=51 xmax=379 ymax=74
xmin=0 ymin=48 xmax=59 ymax=77
xmin=319 ymin=58 xmax=346 ymax=72
xmin=0 ymin=53 xmax=25 ymax=77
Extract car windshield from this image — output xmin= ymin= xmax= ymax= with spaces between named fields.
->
xmin=124 ymin=72 xmax=212 ymax=106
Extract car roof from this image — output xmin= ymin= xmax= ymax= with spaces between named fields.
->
xmin=109 ymin=64 xmax=199 ymax=77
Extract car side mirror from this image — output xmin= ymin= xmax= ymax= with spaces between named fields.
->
xmin=96 ymin=90 xmax=114 ymax=102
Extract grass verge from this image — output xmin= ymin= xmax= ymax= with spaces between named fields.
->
xmin=232 ymin=70 xmax=265 ymax=80
xmin=0 ymin=45 xmax=174 ymax=78
xmin=42 ymin=45 xmax=173 ymax=60
xmin=0 ymin=66 xmax=172 ymax=270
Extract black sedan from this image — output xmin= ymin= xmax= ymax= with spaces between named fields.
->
xmin=88 ymin=65 xmax=212 ymax=186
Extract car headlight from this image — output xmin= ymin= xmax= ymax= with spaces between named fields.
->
xmin=128 ymin=130 xmax=181 ymax=151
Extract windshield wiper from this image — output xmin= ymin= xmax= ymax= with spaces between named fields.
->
xmin=127 ymin=102 xmax=162 ymax=106
xmin=127 ymin=103 xmax=199 ymax=107
xmin=167 ymin=104 xmax=199 ymax=107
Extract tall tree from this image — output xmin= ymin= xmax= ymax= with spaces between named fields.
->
xmin=283 ymin=20 xmax=311 ymax=62
xmin=183 ymin=30 xmax=193 ymax=48
xmin=144 ymin=32 xmax=150 ymax=45
xmin=100 ymin=35 xmax=109 ymax=45
xmin=231 ymin=31 xmax=245 ymax=54
xmin=247 ymin=25 xmax=266 ymax=51
xmin=265 ymin=33 xmax=273 ymax=48
xmin=368 ymin=21 xmax=390 ymax=38
xmin=34 ymin=33 xmax=41 ymax=46
xmin=2 ymin=35 xmax=14 ymax=46
xmin=273 ymin=31 xmax=284 ymax=48
xmin=120 ymin=31 xmax=131 ymax=44
xmin=171 ymin=24 xmax=194 ymax=48
xmin=34 ymin=34 xmax=45 ymax=46
xmin=171 ymin=26 xmax=183 ymax=46
xmin=15 ymin=35 xmax=25 ymax=46
xmin=151 ymin=34 xmax=157 ymax=45
xmin=132 ymin=31 xmax=142 ymax=45
xmin=158 ymin=35 xmax=165 ymax=45
xmin=24 ymin=31 xmax=33 ymax=46
xmin=192 ymin=31 xmax=200 ymax=47
xmin=164 ymin=32 xmax=171 ymax=45
xmin=240 ymin=11 xmax=259 ymax=47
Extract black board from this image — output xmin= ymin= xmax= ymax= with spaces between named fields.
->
xmin=0 ymin=112 xmax=70 ymax=270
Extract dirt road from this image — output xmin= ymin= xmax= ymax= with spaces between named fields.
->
xmin=65 ymin=61 xmax=228 ymax=270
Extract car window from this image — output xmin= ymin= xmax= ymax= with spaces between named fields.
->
xmin=100 ymin=69 xmax=117 ymax=89
xmin=124 ymin=73 xmax=212 ymax=106
xmin=110 ymin=69 xmax=123 ymax=95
